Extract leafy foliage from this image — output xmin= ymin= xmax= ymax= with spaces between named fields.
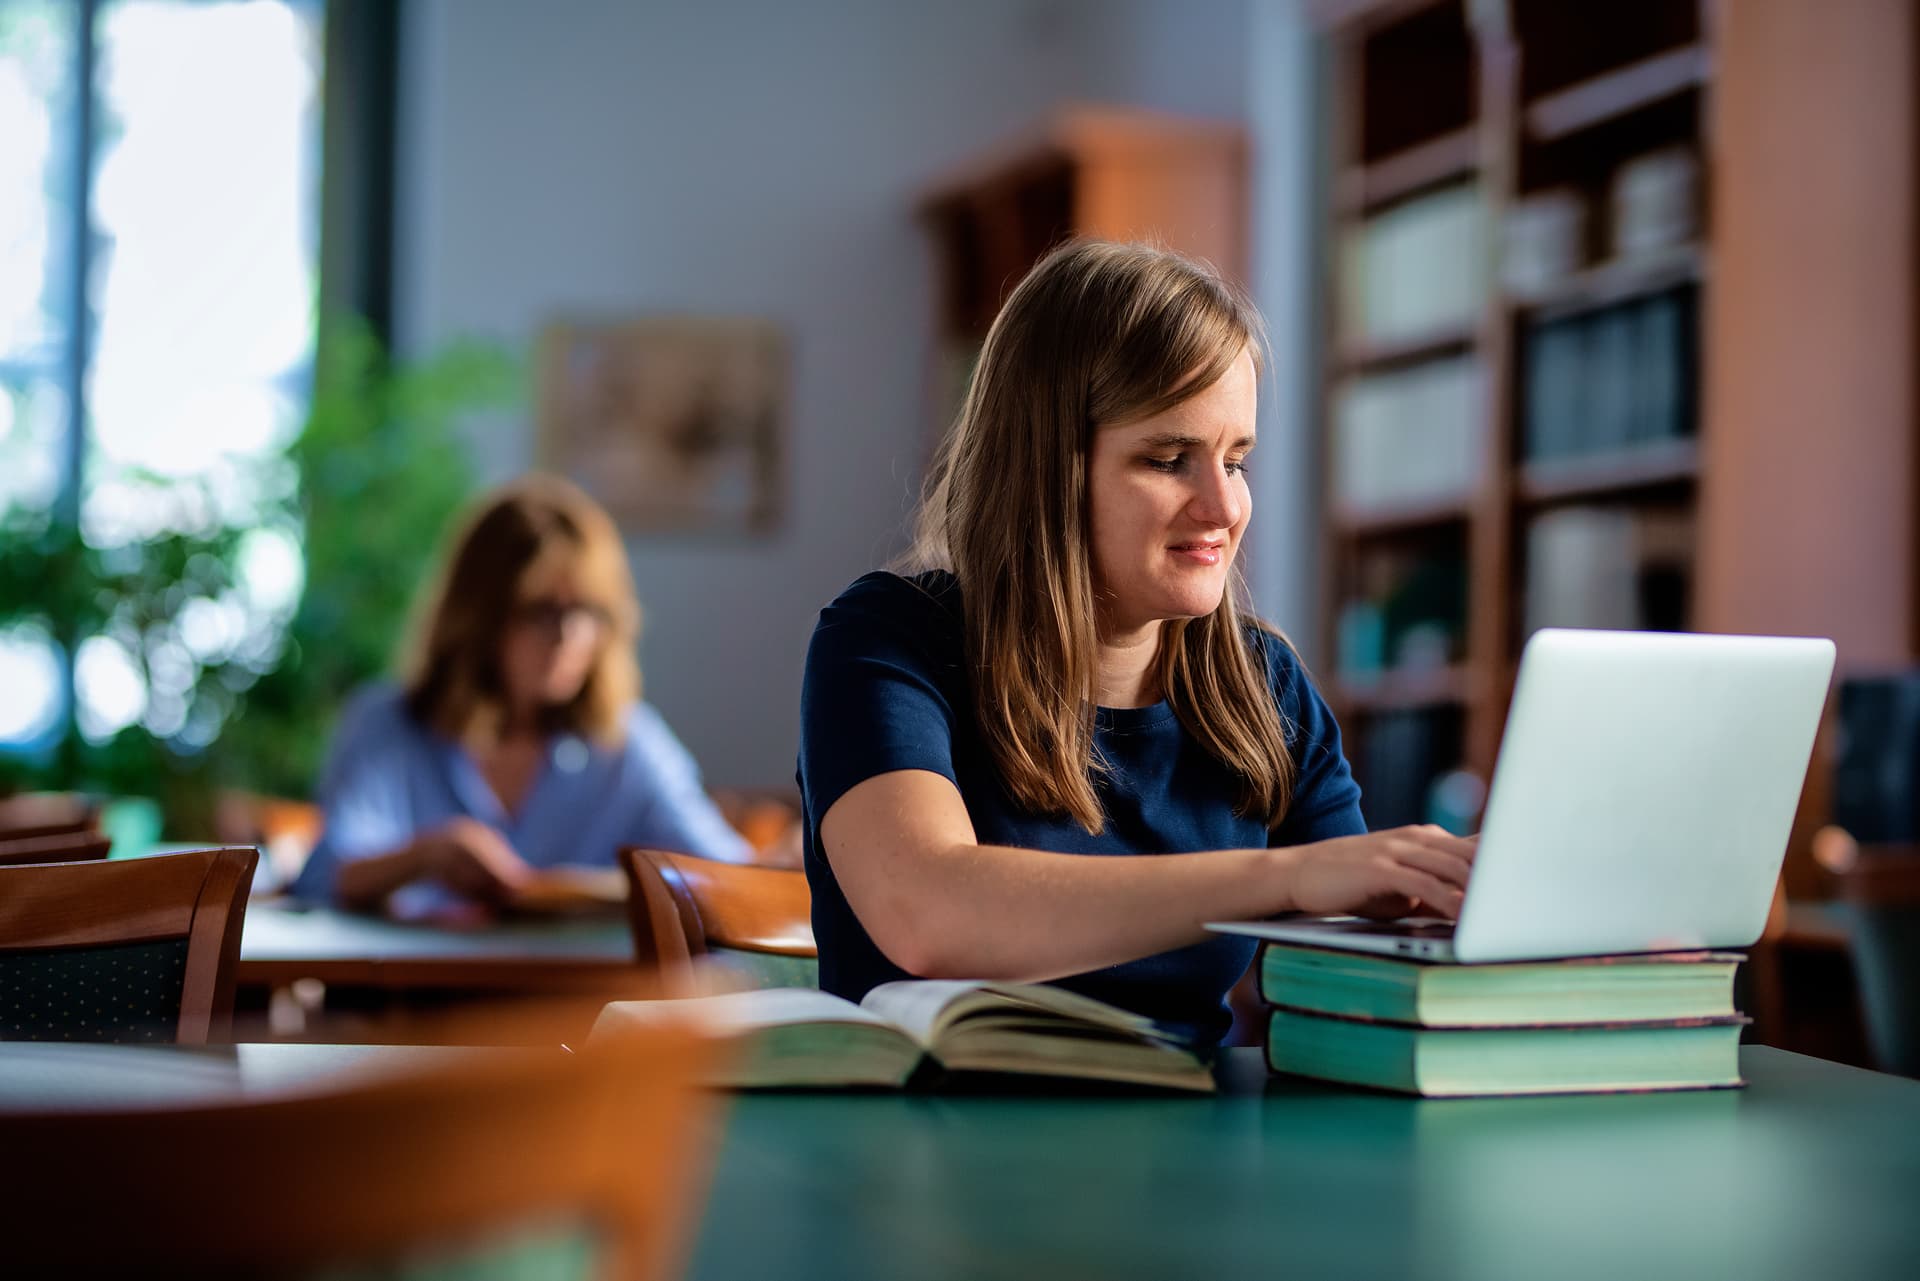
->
xmin=0 ymin=316 xmax=520 ymax=819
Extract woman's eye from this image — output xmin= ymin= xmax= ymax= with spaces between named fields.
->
xmin=1144 ymin=456 xmax=1183 ymax=473
xmin=1226 ymin=459 xmax=1250 ymax=476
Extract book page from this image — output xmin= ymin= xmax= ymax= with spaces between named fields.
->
xmin=594 ymin=988 xmax=890 ymax=1038
xmin=593 ymin=989 xmax=925 ymax=1089
xmin=858 ymin=980 xmax=989 ymax=1040
xmin=859 ymin=980 xmax=1161 ymax=1041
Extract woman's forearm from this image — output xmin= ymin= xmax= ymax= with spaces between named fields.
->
xmin=866 ymin=839 xmax=1297 ymax=984
xmin=822 ymin=771 xmax=1470 ymax=983
xmin=332 ymin=840 xmax=429 ymax=911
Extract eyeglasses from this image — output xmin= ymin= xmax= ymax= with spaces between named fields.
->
xmin=509 ymin=599 xmax=614 ymax=635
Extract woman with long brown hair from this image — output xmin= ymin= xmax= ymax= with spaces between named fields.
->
xmin=798 ymin=241 xmax=1473 ymax=1044
xmin=297 ymin=474 xmax=749 ymax=914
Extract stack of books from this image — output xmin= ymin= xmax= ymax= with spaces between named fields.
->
xmin=1253 ymin=942 xmax=1747 ymax=1097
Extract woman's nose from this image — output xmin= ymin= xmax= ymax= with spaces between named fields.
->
xmin=1187 ymin=464 xmax=1243 ymax=527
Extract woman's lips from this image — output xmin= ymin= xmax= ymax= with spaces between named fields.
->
xmin=1169 ymin=541 xmax=1225 ymax=566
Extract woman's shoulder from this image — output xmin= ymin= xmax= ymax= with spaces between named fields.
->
xmin=1239 ymin=620 xmax=1306 ymax=689
xmin=822 ymin=568 xmax=962 ymax=622
xmin=815 ymin=569 xmax=963 ymax=646
xmin=1237 ymin=620 xmax=1333 ymax=735
xmin=334 ymin=681 xmax=420 ymax=744
xmin=614 ymin=699 xmax=689 ymax=760
xmin=807 ymin=570 xmax=966 ymax=683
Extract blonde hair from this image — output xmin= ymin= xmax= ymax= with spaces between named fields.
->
xmin=906 ymin=240 xmax=1296 ymax=833
xmin=403 ymin=474 xmax=641 ymax=748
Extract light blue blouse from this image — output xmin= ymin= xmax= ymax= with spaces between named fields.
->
xmin=293 ymin=684 xmax=751 ymax=912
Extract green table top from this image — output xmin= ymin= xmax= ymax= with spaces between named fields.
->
xmin=688 ymin=1046 xmax=1920 ymax=1281
xmin=3 ymin=1042 xmax=1912 ymax=1278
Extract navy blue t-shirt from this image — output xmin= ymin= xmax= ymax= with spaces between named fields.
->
xmin=797 ymin=570 xmax=1366 ymax=1045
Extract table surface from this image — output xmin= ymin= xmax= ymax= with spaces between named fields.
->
xmin=235 ymin=901 xmax=637 ymax=989
xmin=1 ymin=1043 xmax=1913 ymax=1281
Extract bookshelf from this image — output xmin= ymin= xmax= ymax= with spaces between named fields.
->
xmin=1317 ymin=0 xmax=1717 ymax=830
xmin=1313 ymin=0 xmax=1920 ymax=908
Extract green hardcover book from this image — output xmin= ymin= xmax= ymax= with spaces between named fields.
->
xmin=1257 ymin=942 xmax=1742 ymax=1027
xmin=1266 ymin=1007 xmax=1747 ymax=1097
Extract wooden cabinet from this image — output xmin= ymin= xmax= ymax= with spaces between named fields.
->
xmin=919 ymin=107 xmax=1248 ymax=439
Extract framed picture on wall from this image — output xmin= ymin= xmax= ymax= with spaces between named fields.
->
xmin=535 ymin=317 xmax=788 ymax=535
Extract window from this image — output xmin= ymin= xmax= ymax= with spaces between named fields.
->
xmin=0 ymin=0 xmax=323 ymax=761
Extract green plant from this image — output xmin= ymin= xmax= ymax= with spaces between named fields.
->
xmin=217 ymin=318 xmax=521 ymax=798
xmin=0 ymin=316 xmax=520 ymax=821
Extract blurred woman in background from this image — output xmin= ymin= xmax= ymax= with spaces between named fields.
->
xmin=295 ymin=473 xmax=750 ymax=915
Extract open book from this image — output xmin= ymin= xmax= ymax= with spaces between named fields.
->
xmin=591 ymin=981 xmax=1215 ymax=1093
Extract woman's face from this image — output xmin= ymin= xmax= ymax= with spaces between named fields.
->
xmin=497 ymin=561 xmax=608 ymax=716
xmin=1086 ymin=346 xmax=1256 ymax=639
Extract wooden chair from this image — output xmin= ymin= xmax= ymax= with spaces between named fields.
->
xmin=708 ymin=786 xmax=804 ymax=867
xmin=1833 ymin=845 xmax=1920 ymax=1076
xmin=621 ymin=847 xmax=815 ymax=991
xmin=0 ymin=846 xmax=256 ymax=1044
xmin=0 ymin=814 xmax=97 ymax=843
xmin=5 ymin=1015 xmax=728 ymax=1280
xmin=0 ymin=829 xmax=113 ymax=867
xmin=0 ymin=789 xmax=97 ymax=838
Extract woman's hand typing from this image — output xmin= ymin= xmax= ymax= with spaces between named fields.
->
xmin=1278 ymin=825 xmax=1478 ymax=920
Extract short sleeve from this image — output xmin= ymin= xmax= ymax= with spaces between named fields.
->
xmin=292 ymin=686 xmax=419 ymax=901
xmin=1260 ymin=632 xmax=1368 ymax=846
xmin=799 ymin=572 xmax=964 ymax=827
xmin=619 ymin=704 xmax=754 ymax=864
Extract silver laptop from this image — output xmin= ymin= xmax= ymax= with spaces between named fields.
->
xmin=1209 ymin=628 xmax=1836 ymax=963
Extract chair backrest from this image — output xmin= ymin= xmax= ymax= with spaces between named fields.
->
xmin=1837 ymin=849 xmax=1920 ymax=1076
xmin=0 ymin=847 xmax=256 ymax=1044
xmin=0 ymin=830 xmax=113 ymax=867
xmin=0 ymin=790 xmax=97 ymax=838
xmin=0 ymin=815 xmax=98 ymax=843
xmin=621 ymin=847 xmax=813 ymax=982
xmin=4 ymin=1017 xmax=727 ymax=1280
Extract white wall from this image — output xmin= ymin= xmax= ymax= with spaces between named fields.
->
xmin=394 ymin=0 xmax=1318 ymax=786
xmin=1244 ymin=0 xmax=1325 ymax=663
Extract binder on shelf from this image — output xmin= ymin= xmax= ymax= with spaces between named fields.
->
xmin=1521 ymin=287 xmax=1697 ymax=466
xmin=1335 ymin=356 xmax=1481 ymax=514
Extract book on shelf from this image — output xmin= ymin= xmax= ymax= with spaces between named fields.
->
xmin=1524 ymin=505 xmax=1693 ymax=635
xmin=1356 ymin=705 xmax=1462 ymax=831
xmin=1522 ymin=286 xmax=1696 ymax=465
xmin=1335 ymin=356 xmax=1480 ymax=513
xmin=590 ymin=981 xmax=1215 ymax=1093
xmin=1254 ymin=942 xmax=1743 ymax=1027
xmin=1501 ymin=188 xmax=1586 ymax=299
xmin=1834 ymin=674 xmax=1920 ymax=843
xmin=1341 ymin=182 xmax=1484 ymax=344
xmin=1611 ymin=146 xmax=1700 ymax=261
xmin=1264 ymin=1006 xmax=1747 ymax=1098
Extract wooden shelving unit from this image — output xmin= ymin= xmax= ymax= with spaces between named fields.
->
xmin=1316 ymin=0 xmax=1920 ymax=928
xmin=917 ymin=107 xmax=1248 ymax=455
xmin=1315 ymin=0 xmax=1717 ymax=829
xmin=1337 ymin=127 xmax=1478 ymax=213
xmin=1334 ymin=323 xmax=1478 ymax=375
xmin=1525 ymin=43 xmax=1711 ymax=142
xmin=1517 ymin=242 xmax=1705 ymax=322
xmin=1330 ymin=663 xmax=1477 ymax=715
xmin=1517 ymin=439 xmax=1699 ymax=506
xmin=917 ymin=108 xmax=1247 ymax=340
xmin=1332 ymin=494 xmax=1474 ymax=538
